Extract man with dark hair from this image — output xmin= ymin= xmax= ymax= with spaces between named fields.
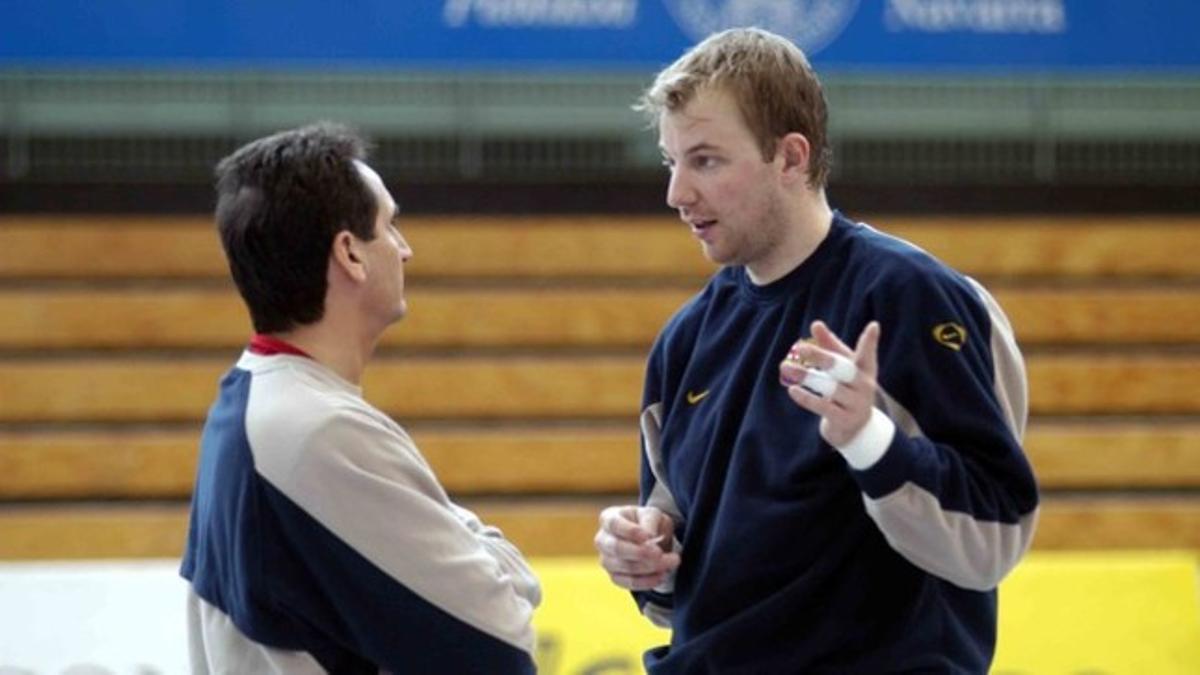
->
xmin=593 ymin=28 xmax=1039 ymax=672
xmin=182 ymin=123 xmax=540 ymax=674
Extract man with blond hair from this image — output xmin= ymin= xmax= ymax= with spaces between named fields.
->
xmin=594 ymin=28 xmax=1038 ymax=673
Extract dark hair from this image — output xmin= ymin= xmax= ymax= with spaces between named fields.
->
xmin=637 ymin=27 xmax=832 ymax=188
xmin=215 ymin=122 xmax=376 ymax=333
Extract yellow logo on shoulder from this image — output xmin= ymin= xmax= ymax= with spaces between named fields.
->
xmin=932 ymin=322 xmax=967 ymax=351
xmin=686 ymin=390 xmax=710 ymax=405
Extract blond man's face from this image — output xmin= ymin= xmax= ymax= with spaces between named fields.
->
xmin=658 ymin=87 xmax=788 ymax=274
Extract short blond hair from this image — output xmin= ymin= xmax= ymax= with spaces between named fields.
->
xmin=638 ymin=27 xmax=831 ymax=188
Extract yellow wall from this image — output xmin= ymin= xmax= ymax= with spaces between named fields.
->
xmin=531 ymin=552 xmax=1200 ymax=675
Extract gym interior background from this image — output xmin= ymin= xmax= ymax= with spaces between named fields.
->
xmin=1 ymin=2 xmax=1198 ymax=673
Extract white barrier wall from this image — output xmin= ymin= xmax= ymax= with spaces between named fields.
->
xmin=1 ymin=554 xmax=1198 ymax=675
xmin=0 ymin=561 xmax=188 ymax=674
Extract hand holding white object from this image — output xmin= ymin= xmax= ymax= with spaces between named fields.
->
xmin=779 ymin=321 xmax=884 ymax=450
xmin=594 ymin=505 xmax=681 ymax=591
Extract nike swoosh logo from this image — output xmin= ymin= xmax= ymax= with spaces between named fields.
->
xmin=686 ymin=390 xmax=710 ymax=405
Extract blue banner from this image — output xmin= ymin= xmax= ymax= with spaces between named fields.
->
xmin=2 ymin=0 xmax=1198 ymax=71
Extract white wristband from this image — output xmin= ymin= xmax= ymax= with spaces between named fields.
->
xmin=835 ymin=407 xmax=896 ymax=470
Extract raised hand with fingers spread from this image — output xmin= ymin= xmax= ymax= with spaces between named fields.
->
xmin=780 ymin=320 xmax=881 ymax=447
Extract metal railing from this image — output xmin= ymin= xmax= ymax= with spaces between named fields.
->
xmin=2 ymin=70 xmax=1198 ymax=184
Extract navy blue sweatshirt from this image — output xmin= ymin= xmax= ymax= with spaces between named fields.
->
xmin=634 ymin=212 xmax=1039 ymax=673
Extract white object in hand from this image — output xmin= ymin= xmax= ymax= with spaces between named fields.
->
xmin=826 ymin=353 xmax=858 ymax=383
xmin=801 ymin=370 xmax=838 ymax=398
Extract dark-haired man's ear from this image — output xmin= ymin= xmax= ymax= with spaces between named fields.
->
xmin=778 ymin=132 xmax=811 ymax=185
xmin=331 ymin=230 xmax=369 ymax=283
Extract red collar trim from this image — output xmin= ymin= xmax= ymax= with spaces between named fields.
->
xmin=248 ymin=334 xmax=313 ymax=359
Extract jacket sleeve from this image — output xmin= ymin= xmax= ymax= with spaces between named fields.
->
xmin=254 ymin=406 xmax=538 ymax=673
xmin=632 ymin=336 xmax=685 ymax=628
xmin=841 ymin=270 xmax=1040 ymax=591
xmin=450 ymin=502 xmax=542 ymax=607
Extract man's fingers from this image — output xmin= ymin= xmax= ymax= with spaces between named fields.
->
xmin=598 ymin=504 xmax=640 ymax=526
xmin=636 ymin=508 xmax=672 ymax=542
xmin=598 ymin=505 xmax=652 ymax=544
xmin=779 ymin=359 xmax=804 ymax=387
xmin=594 ymin=529 xmax=663 ymax=561
xmin=811 ymin=320 xmax=853 ymax=356
xmin=603 ymin=552 xmax=682 ymax=590
xmin=596 ymin=505 xmax=673 ymax=561
xmin=781 ymin=360 xmax=858 ymax=400
xmin=787 ymin=384 xmax=842 ymax=417
xmin=782 ymin=322 xmax=882 ymax=448
xmin=599 ymin=551 xmax=678 ymax=577
xmin=854 ymin=321 xmax=881 ymax=376
xmin=785 ymin=322 xmax=878 ymax=387
xmin=784 ymin=336 xmax=856 ymax=385
xmin=825 ymin=352 xmax=857 ymax=383
xmin=607 ymin=571 xmax=669 ymax=591
xmin=800 ymin=370 xmax=838 ymax=397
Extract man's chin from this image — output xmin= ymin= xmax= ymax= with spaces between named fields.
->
xmin=700 ymin=243 xmax=732 ymax=266
xmin=391 ymin=301 xmax=408 ymax=323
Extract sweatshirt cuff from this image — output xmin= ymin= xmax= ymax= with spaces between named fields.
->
xmin=834 ymin=407 xmax=895 ymax=470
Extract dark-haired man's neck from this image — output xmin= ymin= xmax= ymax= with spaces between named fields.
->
xmin=274 ymin=312 xmax=380 ymax=387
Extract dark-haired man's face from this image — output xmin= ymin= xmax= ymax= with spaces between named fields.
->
xmin=355 ymin=161 xmax=413 ymax=327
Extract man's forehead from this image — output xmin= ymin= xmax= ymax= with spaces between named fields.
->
xmin=658 ymin=116 xmax=732 ymax=157
xmin=351 ymin=160 xmax=397 ymax=220
xmin=659 ymin=89 xmax=743 ymax=146
xmin=352 ymin=158 xmax=379 ymax=184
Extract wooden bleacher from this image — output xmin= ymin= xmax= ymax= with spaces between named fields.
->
xmin=1 ymin=214 xmax=1198 ymax=559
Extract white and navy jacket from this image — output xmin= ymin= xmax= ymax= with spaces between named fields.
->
xmin=181 ymin=343 xmax=539 ymax=674
xmin=635 ymin=212 xmax=1039 ymax=673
